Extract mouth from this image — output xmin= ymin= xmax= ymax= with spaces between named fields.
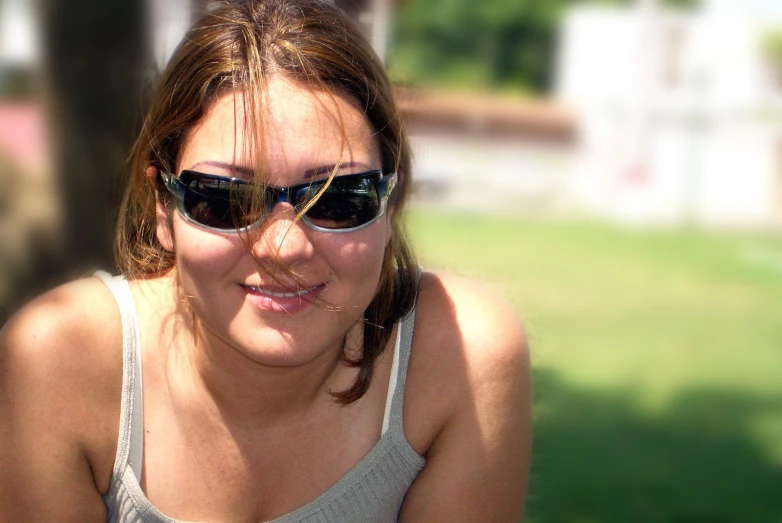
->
xmin=240 ymin=282 xmax=326 ymax=314
xmin=241 ymin=284 xmax=324 ymax=298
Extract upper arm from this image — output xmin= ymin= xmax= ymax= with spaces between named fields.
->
xmin=0 ymin=283 xmax=117 ymax=522
xmin=400 ymin=274 xmax=532 ymax=522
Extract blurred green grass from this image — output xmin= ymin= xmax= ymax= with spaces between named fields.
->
xmin=406 ymin=209 xmax=782 ymax=523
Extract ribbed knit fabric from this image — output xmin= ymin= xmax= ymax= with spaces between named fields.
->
xmin=96 ymin=273 xmax=425 ymax=523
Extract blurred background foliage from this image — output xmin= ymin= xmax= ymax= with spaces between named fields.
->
xmin=388 ymin=0 xmax=701 ymax=93
xmin=762 ymin=27 xmax=782 ymax=78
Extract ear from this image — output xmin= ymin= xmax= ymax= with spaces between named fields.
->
xmin=147 ymin=166 xmax=175 ymax=252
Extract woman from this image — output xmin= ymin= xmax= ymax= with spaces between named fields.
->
xmin=0 ymin=1 xmax=531 ymax=521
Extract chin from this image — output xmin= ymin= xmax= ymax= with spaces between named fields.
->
xmin=228 ymin=325 xmax=344 ymax=368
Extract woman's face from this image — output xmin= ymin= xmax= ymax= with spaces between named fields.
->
xmin=156 ymin=76 xmax=389 ymax=366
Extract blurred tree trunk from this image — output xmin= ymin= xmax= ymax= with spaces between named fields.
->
xmin=36 ymin=0 xmax=153 ymax=282
xmin=0 ymin=1 xmax=154 ymax=326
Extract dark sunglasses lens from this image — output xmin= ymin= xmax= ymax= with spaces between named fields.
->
xmin=183 ymin=176 xmax=260 ymax=230
xmin=299 ymin=177 xmax=381 ymax=229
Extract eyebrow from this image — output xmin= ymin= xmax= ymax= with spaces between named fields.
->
xmin=188 ymin=160 xmax=373 ymax=179
xmin=303 ymin=161 xmax=371 ymax=178
xmin=189 ymin=161 xmax=255 ymax=177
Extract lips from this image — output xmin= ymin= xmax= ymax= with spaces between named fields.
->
xmin=242 ymin=284 xmax=323 ymax=298
xmin=240 ymin=282 xmax=326 ymax=313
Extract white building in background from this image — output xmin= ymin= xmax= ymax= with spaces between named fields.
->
xmin=0 ymin=0 xmax=39 ymax=66
xmin=557 ymin=0 xmax=782 ymax=228
xmin=147 ymin=0 xmax=196 ymax=71
xmin=398 ymin=88 xmax=577 ymax=215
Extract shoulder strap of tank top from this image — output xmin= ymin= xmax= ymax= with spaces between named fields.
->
xmin=381 ymin=269 xmax=420 ymax=435
xmin=381 ymin=321 xmax=402 ymax=435
xmin=94 ymin=271 xmax=145 ymax=484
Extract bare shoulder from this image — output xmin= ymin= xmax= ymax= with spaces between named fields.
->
xmin=401 ymin=270 xmax=531 ymax=522
xmin=1 ymin=276 xmax=123 ymax=395
xmin=406 ymin=269 xmax=530 ymax=444
xmin=0 ymin=276 xmax=122 ymax=521
xmin=413 ymin=270 xmax=529 ymax=387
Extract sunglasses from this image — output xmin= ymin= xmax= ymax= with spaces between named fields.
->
xmin=160 ymin=169 xmax=397 ymax=233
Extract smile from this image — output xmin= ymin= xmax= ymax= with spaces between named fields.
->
xmin=242 ymin=284 xmax=323 ymax=298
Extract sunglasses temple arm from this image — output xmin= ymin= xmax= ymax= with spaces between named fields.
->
xmin=378 ymin=173 xmax=398 ymax=199
xmin=160 ymin=172 xmax=188 ymax=200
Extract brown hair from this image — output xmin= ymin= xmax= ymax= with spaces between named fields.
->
xmin=115 ymin=0 xmax=418 ymax=403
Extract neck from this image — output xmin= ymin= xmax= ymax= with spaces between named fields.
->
xmin=163 ymin=307 xmax=361 ymax=430
xmin=195 ymin=334 xmax=350 ymax=424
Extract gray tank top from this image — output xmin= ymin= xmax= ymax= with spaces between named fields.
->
xmin=96 ymin=273 xmax=425 ymax=522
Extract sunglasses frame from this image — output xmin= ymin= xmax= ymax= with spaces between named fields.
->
xmin=160 ymin=169 xmax=398 ymax=234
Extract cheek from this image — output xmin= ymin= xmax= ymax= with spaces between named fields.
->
xmin=172 ymin=222 xmax=246 ymax=286
xmin=319 ymin=226 xmax=388 ymax=287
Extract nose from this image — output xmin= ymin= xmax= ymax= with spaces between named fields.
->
xmin=249 ymin=202 xmax=315 ymax=264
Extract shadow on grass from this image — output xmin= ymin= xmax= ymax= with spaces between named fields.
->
xmin=526 ymin=368 xmax=782 ymax=523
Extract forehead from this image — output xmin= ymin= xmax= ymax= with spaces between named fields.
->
xmin=178 ymin=76 xmax=380 ymax=181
